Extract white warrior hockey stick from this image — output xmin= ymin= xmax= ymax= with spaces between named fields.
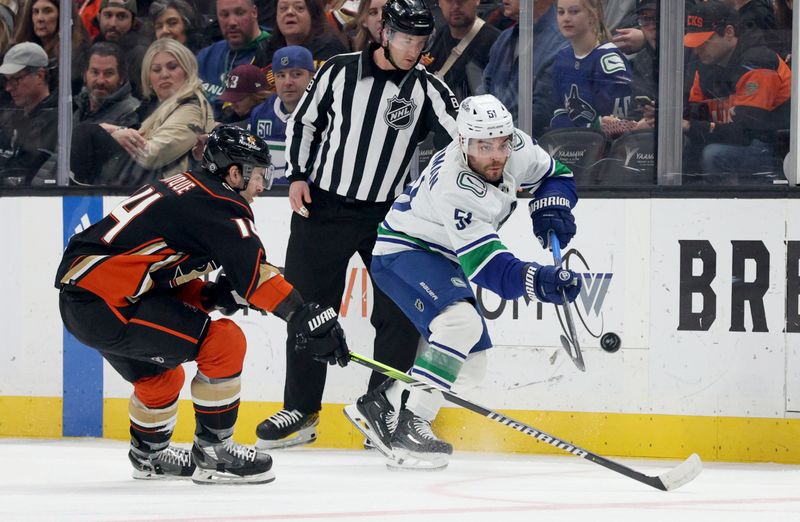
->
xmin=550 ymin=232 xmax=586 ymax=372
xmin=349 ymin=351 xmax=702 ymax=491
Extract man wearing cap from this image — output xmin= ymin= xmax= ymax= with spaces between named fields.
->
xmin=248 ymin=46 xmax=316 ymax=182
xmin=0 ymin=42 xmax=58 ymax=185
xmin=197 ymin=0 xmax=272 ymax=119
xmin=217 ymin=63 xmax=269 ymax=126
xmin=92 ymin=0 xmax=149 ymax=98
xmin=683 ymin=0 xmax=791 ymax=183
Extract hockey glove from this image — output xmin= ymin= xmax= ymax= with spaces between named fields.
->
xmin=200 ymin=277 xmax=247 ymax=316
xmin=530 ymin=197 xmax=576 ymax=250
xmin=524 ymin=263 xmax=582 ymax=305
xmin=288 ymin=303 xmax=349 ymax=367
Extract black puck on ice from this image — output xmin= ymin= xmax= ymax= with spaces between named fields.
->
xmin=600 ymin=332 xmax=621 ymax=353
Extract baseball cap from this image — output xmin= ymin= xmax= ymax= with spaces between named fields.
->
xmin=220 ymin=64 xmax=267 ymax=103
xmin=634 ymin=0 xmax=656 ymax=13
xmin=0 ymin=42 xmax=48 ymax=75
xmin=684 ymin=1 xmax=737 ymax=48
xmin=100 ymin=0 xmax=137 ymax=15
xmin=272 ymin=46 xmax=315 ymax=74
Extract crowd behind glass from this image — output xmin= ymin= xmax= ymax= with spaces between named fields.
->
xmin=0 ymin=0 xmax=794 ymax=188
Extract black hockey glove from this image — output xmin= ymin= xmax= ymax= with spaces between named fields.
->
xmin=200 ymin=276 xmax=247 ymax=316
xmin=288 ymin=303 xmax=349 ymax=367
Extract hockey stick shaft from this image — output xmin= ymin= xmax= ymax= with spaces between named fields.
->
xmin=550 ymin=232 xmax=585 ymax=371
xmin=349 ymin=351 xmax=701 ymax=491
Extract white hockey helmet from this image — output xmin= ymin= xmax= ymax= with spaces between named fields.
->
xmin=456 ymin=95 xmax=515 ymax=162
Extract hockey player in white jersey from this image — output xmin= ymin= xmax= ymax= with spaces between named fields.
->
xmin=344 ymin=94 xmax=582 ymax=469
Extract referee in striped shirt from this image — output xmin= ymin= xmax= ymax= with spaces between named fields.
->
xmin=256 ymin=0 xmax=459 ymax=449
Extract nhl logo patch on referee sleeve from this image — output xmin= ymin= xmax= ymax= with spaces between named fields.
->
xmin=384 ymin=96 xmax=417 ymax=130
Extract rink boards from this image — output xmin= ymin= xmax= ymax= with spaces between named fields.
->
xmin=1 ymin=195 xmax=799 ymax=463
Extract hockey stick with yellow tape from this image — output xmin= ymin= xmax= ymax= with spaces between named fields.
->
xmin=348 ymin=350 xmax=702 ymax=491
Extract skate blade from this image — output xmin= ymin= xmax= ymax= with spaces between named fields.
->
xmin=343 ymin=404 xmax=394 ymax=459
xmin=386 ymin=449 xmax=449 ymax=471
xmin=191 ymin=467 xmax=276 ymax=485
xmin=132 ymin=469 xmax=193 ymax=480
xmin=255 ymin=427 xmax=317 ymax=450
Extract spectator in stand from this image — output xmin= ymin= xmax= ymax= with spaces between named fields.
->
xmin=197 ymin=0 xmax=272 ymax=118
xmin=723 ymin=0 xmax=782 ymax=54
xmin=0 ymin=42 xmax=57 ymax=186
xmin=217 ymin=63 xmax=270 ymax=126
xmin=0 ymin=1 xmax=13 ymax=60
xmin=250 ymin=45 xmax=315 ymax=181
xmin=423 ymin=0 xmax=499 ymax=101
xmin=91 ymin=0 xmax=151 ymax=99
xmin=550 ymin=0 xmax=633 ymax=129
xmin=346 ymin=0 xmax=386 ymax=51
xmin=73 ymin=42 xmax=139 ymax=126
xmin=628 ymin=0 xmax=657 ymax=124
xmin=264 ymin=0 xmax=349 ymax=63
xmin=483 ymin=1 xmax=516 ymax=31
xmin=482 ymin=0 xmax=565 ymax=136
xmin=774 ymin=0 xmax=793 ymax=64
xmin=683 ymin=1 xmax=790 ymax=183
xmin=14 ymin=0 xmax=90 ymax=94
xmin=149 ymin=0 xmax=209 ymax=53
xmin=71 ymin=38 xmax=214 ymax=185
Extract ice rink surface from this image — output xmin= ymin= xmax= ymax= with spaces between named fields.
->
xmin=1 ymin=439 xmax=799 ymax=522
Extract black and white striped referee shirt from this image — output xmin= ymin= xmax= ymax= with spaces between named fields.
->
xmin=285 ymin=44 xmax=459 ymax=203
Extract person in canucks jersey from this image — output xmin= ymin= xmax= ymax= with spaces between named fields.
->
xmin=343 ymin=95 xmax=582 ymax=469
xmin=550 ymin=0 xmax=633 ymax=129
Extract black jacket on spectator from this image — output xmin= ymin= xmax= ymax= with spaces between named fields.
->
xmin=737 ymin=0 xmax=783 ymax=55
xmin=630 ymin=43 xmax=657 ymax=119
xmin=0 ymin=92 xmax=58 ymax=185
xmin=425 ymin=22 xmax=500 ymax=102
xmin=73 ymin=81 xmax=140 ymax=126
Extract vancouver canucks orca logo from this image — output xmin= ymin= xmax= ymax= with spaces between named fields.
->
xmin=384 ymin=96 xmax=416 ymax=130
xmin=565 ymin=84 xmax=597 ymax=125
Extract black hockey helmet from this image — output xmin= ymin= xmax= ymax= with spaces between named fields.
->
xmin=382 ymin=0 xmax=435 ymax=36
xmin=202 ymin=125 xmax=272 ymax=187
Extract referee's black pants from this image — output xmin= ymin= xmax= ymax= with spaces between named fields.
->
xmin=283 ymin=185 xmax=419 ymax=414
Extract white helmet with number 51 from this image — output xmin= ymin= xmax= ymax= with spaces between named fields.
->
xmin=456 ymin=95 xmax=515 ymax=161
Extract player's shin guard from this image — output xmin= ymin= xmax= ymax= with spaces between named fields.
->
xmin=128 ymin=393 xmax=195 ymax=480
xmin=190 ymin=371 xmax=274 ymax=485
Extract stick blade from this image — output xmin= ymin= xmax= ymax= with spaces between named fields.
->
xmin=656 ymin=453 xmax=703 ymax=491
xmin=559 ymin=335 xmax=586 ymax=372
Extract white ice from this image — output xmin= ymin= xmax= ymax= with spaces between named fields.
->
xmin=1 ymin=438 xmax=799 ymax=522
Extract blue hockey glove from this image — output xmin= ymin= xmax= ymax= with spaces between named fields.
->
xmin=529 ymin=197 xmax=576 ymax=250
xmin=524 ymin=263 xmax=581 ymax=305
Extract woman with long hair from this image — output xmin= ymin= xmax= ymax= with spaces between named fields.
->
xmin=549 ymin=0 xmax=632 ymax=129
xmin=148 ymin=0 xmax=209 ymax=53
xmin=14 ymin=0 xmax=89 ymax=92
xmin=72 ymin=39 xmax=215 ymax=185
xmin=346 ymin=0 xmax=386 ymax=52
xmin=265 ymin=0 xmax=348 ymax=62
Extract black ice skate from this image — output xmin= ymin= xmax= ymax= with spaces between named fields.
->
xmin=191 ymin=438 xmax=275 ymax=485
xmin=387 ymin=409 xmax=452 ymax=471
xmin=129 ymin=445 xmax=195 ymax=480
xmin=343 ymin=381 xmax=398 ymax=459
xmin=255 ymin=409 xmax=319 ymax=449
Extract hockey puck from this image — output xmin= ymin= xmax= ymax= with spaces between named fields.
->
xmin=600 ymin=332 xmax=621 ymax=353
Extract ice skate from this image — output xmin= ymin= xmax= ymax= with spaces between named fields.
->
xmin=387 ymin=409 xmax=452 ymax=471
xmin=129 ymin=445 xmax=195 ymax=480
xmin=255 ymin=409 xmax=319 ymax=449
xmin=191 ymin=438 xmax=275 ymax=485
xmin=343 ymin=381 xmax=398 ymax=459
